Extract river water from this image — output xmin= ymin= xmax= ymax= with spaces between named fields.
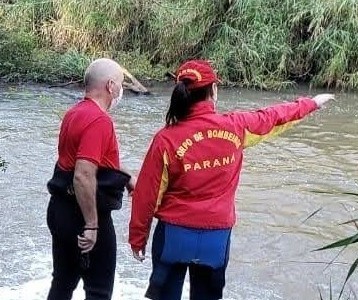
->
xmin=0 ymin=84 xmax=357 ymax=300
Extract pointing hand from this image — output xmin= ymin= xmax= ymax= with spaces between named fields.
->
xmin=312 ymin=94 xmax=335 ymax=107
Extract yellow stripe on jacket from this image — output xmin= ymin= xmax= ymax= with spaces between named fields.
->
xmin=155 ymin=150 xmax=169 ymax=212
xmin=244 ymin=120 xmax=300 ymax=148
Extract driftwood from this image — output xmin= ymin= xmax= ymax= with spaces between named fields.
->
xmin=165 ymin=71 xmax=176 ymax=81
xmin=48 ymin=79 xmax=82 ymax=88
xmin=49 ymin=67 xmax=150 ymax=95
xmin=121 ymin=66 xmax=150 ymax=95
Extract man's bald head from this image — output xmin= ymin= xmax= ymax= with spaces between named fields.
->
xmin=84 ymin=58 xmax=124 ymax=92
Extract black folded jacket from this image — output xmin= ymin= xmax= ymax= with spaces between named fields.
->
xmin=47 ymin=164 xmax=131 ymax=212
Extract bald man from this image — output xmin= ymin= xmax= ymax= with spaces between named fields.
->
xmin=46 ymin=58 xmax=135 ymax=300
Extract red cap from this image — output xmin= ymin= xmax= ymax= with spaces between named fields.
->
xmin=176 ymin=59 xmax=219 ymax=90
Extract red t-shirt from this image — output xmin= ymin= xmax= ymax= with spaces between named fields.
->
xmin=57 ymin=98 xmax=120 ymax=171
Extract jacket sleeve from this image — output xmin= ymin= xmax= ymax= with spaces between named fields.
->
xmin=129 ymin=135 xmax=169 ymax=252
xmin=232 ymin=97 xmax=318 ymax=148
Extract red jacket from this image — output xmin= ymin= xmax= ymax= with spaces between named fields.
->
xmin=129 ymin=98 xmax=318 ymax=251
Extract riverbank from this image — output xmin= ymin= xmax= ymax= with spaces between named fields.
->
xmin=1 ymin=0 xmax=358 ymax=90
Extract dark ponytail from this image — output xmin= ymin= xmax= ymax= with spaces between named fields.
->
xmin=165 ymin=81 xmax=213 ymax=126
xmin=165 ymin=81 xmax=191 ymax=126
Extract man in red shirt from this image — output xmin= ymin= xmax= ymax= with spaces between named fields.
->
xmin=129 ymin=60 xmax=334 ymax=299
xmin=47 ymin=58 xmax=134 ymax=300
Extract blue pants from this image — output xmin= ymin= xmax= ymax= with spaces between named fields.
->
xmin=145 ymin=221 xmax=231 ymax=300
xmin=46 ymin=197 xmax=116 ymax=300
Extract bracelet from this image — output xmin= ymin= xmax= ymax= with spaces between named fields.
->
xmin=83 ymin=227 xmax=99 ymax=231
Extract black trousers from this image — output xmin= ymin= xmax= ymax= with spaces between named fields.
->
xmin=46 ymin=196 xmax=116 ymax=300
xmin=145 ymin=221 xmax=229 ymax=300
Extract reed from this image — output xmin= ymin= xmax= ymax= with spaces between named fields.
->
xmin=306 ymin=189 xmax=358 ymax=299
xmin=0 ymin=0 xmax=357 ymax=89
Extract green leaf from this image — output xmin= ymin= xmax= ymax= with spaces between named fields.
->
xmin=341 ymin=192 xmax=358 ymax=197
xmin=301 ymin=207 xmax=323 ymax=224
xmin=308 ymin=190 xmax=358 ymax=198
xmin=318 ymin=287 xmax=324 ymax=300
xmin=315 ymin=233 xmax=358 ymax=251
xmin=339 ymin=218 xmax=358 ymax=226
xmin=338 ymin=257 xmax=358 ymax=299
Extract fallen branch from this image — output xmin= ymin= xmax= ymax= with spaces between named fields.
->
xmin=120 ymin=66 xmax=150 ymax=94
xmin=123 ymin=82 xmax=150 ymax=95
xmin=48 ymin=67 xmax=151 ymax=95
xmin=48 ymin=79 xmax=82 ymax=88
xmin=165 ymin=71 xmax=176 ymax=81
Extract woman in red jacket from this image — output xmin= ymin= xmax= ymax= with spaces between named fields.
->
xmin=129 ymin=59 xmax=334 ymax=300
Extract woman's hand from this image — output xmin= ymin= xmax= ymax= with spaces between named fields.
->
xmin=312 ymin=94 xmax=335 ymax=107
xmin=126 ymin=175 xmax=137 ymax=196
xmin=132 ymin=248 xmax=146 ymax=262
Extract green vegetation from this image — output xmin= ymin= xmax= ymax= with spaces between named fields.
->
xmin=318 ymin=216 xmax=358 ymax=299
xmin=0 ymin=156 xmax=7 ymax=172
xmin=307 ymin=190 xmax=358 ymax=299
xmin=0 ymin=0 xmax=358 ymax=89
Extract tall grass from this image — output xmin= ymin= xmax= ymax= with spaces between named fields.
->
xmin=307 ymin=189 xmax=358 ymax=299
xmin=0 ymin=0 xmax=358 ymax=88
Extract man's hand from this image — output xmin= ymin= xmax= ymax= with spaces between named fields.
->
xmin=78 ymin=229 xmax=97 ymax=253
xmin=312 ymin=94 xmax=335 ymax=107
xmin=126 ymin=175 xmax=137 ymax=196
xmin=132 ymin=248 xmax=145 ymax=262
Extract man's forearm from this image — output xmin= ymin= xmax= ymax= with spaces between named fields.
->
xmin=73 ymin=173 xmax=98 ymax=227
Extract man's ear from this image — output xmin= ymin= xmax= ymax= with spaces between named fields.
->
xmin=106 ymin=79 xmax=114 ymax=95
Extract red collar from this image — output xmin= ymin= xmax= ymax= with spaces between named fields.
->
xmin=187 ymin=101 xmax=216 ymax=118
xmin=83 ymin=97 xmax=107 ymax=113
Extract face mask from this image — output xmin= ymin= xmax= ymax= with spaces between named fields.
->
xmin=212 ymin=83 xmax=218 ymax=104
xmin=109 ymin=85 xmax=123 ymax=110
